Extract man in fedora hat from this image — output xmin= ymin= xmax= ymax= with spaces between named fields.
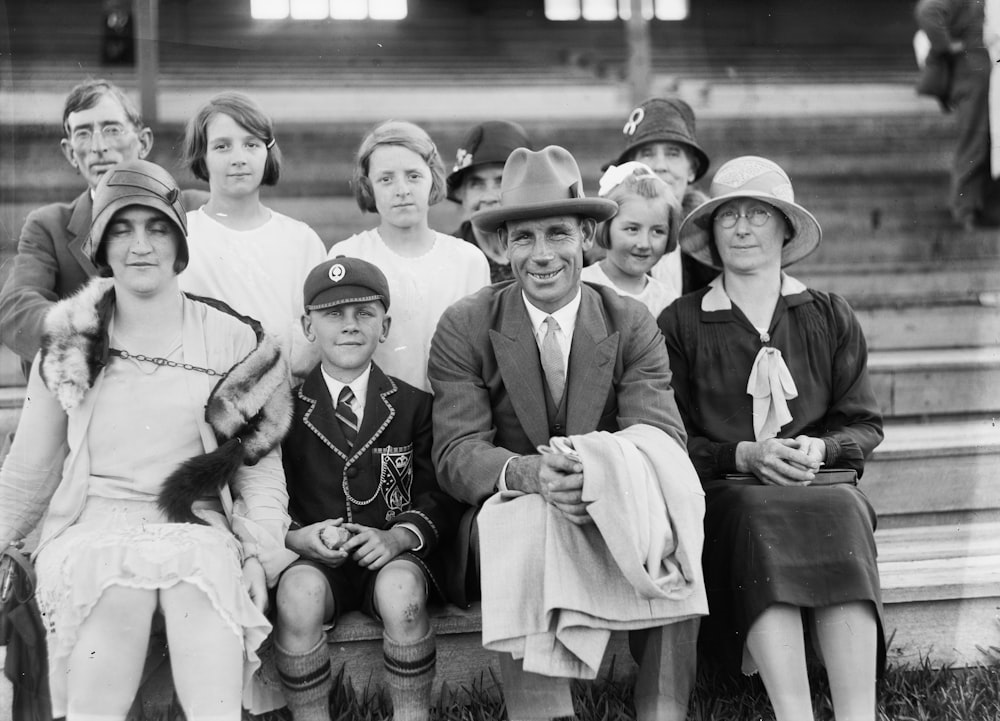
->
xmin=428 ymin=145 xmax=704 ymax=721
xmin=446 ymin=120 xmax=532 ymax=283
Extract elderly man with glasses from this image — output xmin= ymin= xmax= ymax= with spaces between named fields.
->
xmin=0 ymin=79 xmax=205 ymax=374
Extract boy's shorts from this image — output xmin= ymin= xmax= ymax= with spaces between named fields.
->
xmin=282 ymin=552 xmax=431 ymax=623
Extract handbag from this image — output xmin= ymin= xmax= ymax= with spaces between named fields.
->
xmin=913 ymin=31 xmax=954 ymax=112
xmin=703 ymin=468 xmax=859 ymax=492
xmin=1 ymin=543 xmax=53 ymax=721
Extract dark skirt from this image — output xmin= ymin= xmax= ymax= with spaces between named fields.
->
xmin=700 ymin=481 xmax=886 ymax=675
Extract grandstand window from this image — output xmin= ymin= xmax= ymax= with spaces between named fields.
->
xmin=546 ymin=0 xmax=687 ymax=21
xmin=251 ymin=0 xmax=408 ymax=19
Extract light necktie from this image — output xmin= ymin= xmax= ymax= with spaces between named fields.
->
xmin=540 ymin=316 xmax=566 ymax=402
xmin=335 ymin=386 xmax=359 ymax=447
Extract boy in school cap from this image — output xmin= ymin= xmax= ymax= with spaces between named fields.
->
xmin=274 ymin=256 xmax=463 ymax=721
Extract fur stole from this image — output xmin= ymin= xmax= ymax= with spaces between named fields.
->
xmin=39 ymin=277 xmax=293 ymax=524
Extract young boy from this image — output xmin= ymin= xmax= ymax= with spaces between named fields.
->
xmin=275 ymin=257 xmax=462 ymax=721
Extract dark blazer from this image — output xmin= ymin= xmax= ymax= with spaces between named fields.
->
xmin=428 ymin=280 xmax=688 ymax=507
xmin=0 ymin=188 xmax=208 ymax=368
xmin=282 ymin=362 xmax=463 ymax=599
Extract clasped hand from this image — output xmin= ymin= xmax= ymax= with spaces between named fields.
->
xmin=286 ymin=518 xmax=416 ymax=571
xmin=508 ymin=453 xmax=592 ymax=525
xmin=736 ymin=435 xmax=826 ymax=486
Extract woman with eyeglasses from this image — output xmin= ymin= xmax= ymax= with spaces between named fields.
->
xmin=657 ymin=156 xmax=885 ymax=721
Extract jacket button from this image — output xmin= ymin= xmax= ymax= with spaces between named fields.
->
xmin=553 ymin=424 xmax=563 ymax=433
xmin=346 ymin=467 xmax=358 ymax=479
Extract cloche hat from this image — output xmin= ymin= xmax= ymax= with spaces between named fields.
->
xmin=86 ymin=159 xmax=189 ymax=271
xmin=446 ymin=120 xmax=532 ymax=202
xmin=472 ymin=145 xmax=618 ymax=233
xmin=679 ymin=156 xmax=822 ymax=269
xmin=606 ymin=97 xmax=710 ymax=181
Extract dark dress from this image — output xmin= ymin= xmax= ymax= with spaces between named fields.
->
xmin=658 ymin=275 xmax=886 ymax=674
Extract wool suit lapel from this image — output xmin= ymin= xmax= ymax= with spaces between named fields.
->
xmin=67 ymin=191 xmax=99 ymax=277
xmin=299 ymin=367 xmax=351 ymax=462
xmin=566 ymin=286 xmax=618 ymax=435
xmin=490 ymin=287 xmax=550 ymax=449
xmin=351 ymin=365 xmax=395 ymax=460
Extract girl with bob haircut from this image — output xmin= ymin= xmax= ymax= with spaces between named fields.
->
xmin=582 ymin=161 xmax=683 ymax=317
xmin=179 ymin=91 xmax=325 ymax=377
xmin=330 ymin=120 xmax=490 ymax=392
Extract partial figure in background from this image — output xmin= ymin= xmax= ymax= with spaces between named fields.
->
xmin=330 ymin=120 xmax=490 ymax=392
xmin=984 ymin=0 xmax=1000 ymax=179
xmin=596 ymin=97 xmax=716 ymax=294
xmin=916 ymin=0 xmax=1000 ymax=229
xmin=0 ymin=78 xmax=205 ymax=376
xmin=582 ymin=161 xmax=683 ymax=316
xmin=0 ymin=160 xmax=295 ymax=720
xmin=276 ymin=258 xmax=462 ymax=721
xmin=446 ymin=120 xmax=533 ymax=283
xmin=659 ymin=156 xmax=885 ymax=721
xmin=179 ymin=92 xmax=327 ymax=378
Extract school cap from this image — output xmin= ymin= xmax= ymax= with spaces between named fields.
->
xmin=303 ymin=256 xmax=391 ymax=311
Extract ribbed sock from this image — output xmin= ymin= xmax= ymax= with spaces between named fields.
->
xmin=383 ymin=629 xmax=435 ymax=721
xmin=275 ymin=637 xmax=333 ymax=721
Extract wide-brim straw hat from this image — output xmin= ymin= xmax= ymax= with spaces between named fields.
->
xmin=85 ymin=159 xmax=188 ymax=268
xmin=605 ymin=97 xmax=710 ymax=181
xmin=472 ymin=145 xmax=618 ymax=233
xmin=446 ymin=120 xmax=532 ymax=202
xmin=679 ymin=156 xmax=821 ymax=269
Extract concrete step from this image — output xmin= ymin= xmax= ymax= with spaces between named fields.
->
xmin=865 ymin=418 xmax=1000 ymax=528
xmin=856 ymin=300 xmax=1000 ymax=351
xmin=796 ymin=261 xmax=1000 ymax=302
xmin=876 ymin=521 xmax=1000 ymax=667
xmin=869 ymin=348 xmax=1000 ymax=418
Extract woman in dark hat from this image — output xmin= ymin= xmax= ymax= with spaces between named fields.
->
xmin=446 ymin=120 xmax=532 ymax=283
xmin=0 ymin=159 xmax=295 ymax=719
xmin=658 ymin=156 xmax=884 ymax=721
xmin=603 ymin=96 xmax=716 ymax=295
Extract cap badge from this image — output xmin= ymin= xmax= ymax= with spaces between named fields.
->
xmin=453 ymin=148 xmax=473 ymax=173
xmin=623 ymin=107 xmax=645 ymax=136
xmin=328 ymin=263 xmax=346 ymax=282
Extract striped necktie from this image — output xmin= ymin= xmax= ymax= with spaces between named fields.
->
xmin=336 ymin=386 xmax=359 ymax=447
xmin=540 ymin=316 xmax=566 ymax=402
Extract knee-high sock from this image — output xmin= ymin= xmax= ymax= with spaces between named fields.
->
xmin=383 ymin=629 xmax=435 ymax=721
xmin=275 ymin=637 xmax=332 ymax=721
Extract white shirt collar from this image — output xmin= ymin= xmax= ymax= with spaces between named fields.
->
xmin=521 ymin=288 xmax=582 ymax=340
xmin=701 ymin=273 xmax=807 ymax=312
xmin=321 ymin=363 xmax=372 ymax=423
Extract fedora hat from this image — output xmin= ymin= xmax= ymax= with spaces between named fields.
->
xmin=679 ymin=156 xmax=821 ymax=269
xmin=446 ymin=120 xmax=532 ymax=201
xmin=606 ymin=97 xmax=710 ymax=181
xmin=472 ymin=145 xmax=618 ymax=233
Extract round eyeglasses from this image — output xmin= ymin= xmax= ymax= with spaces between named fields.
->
xmin=714 ymin=207 xmax=772 ymax=229
xmin=69 ymin=123 xmax=132 ymax=148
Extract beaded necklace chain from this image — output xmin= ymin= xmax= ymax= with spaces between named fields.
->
xmin=109 ymin=348 xmax=225 ymax=377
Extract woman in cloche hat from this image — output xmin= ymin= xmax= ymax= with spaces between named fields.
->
xmin=658 ymin=156 xmax=885 ymax=721
xmin=597 ymin=96 xmax=717 ymax=295
xmin=0 ymin=159 xmax=295 ymax=719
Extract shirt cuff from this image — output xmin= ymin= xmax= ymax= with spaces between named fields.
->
xmin=394 ymin=522 xmax=425 ymax=553
xmin=497 ymin=455 xmax=520 ymax=493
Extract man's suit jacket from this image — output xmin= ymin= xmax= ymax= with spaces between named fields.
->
xmin=282 ymin=362 xmax=463 ymax=599
xmin=428 ymin=280 xmax=687 ymax=507
xmin=0 ymin=188 xmax=208 ymax=367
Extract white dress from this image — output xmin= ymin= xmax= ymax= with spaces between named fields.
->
xmin=329 ymin=228 xmax=491 ymax=392
xmin=34 ymin=343 xmax=270 ymax=716
xmin=180 ymin=208 xmax=327 ymax=376
xmin=581 ymin=262 xmax=679 ymax=318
